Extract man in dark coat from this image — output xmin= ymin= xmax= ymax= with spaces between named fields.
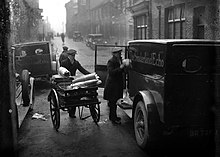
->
xmin=60 ymin=49 xmax=90 ymax=118
xmin=61 ymin=33 xmax=65 ymax=44
xmin=103 ymin=47 xmax=125 ymax=124
xmin=59 ymin=46 xmax=68 ymax=65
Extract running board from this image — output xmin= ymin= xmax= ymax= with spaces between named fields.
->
xmin=122 ymin=109 xmax=132 ymax=118
xmin=117 ymin=99 xmax=133 ymax=118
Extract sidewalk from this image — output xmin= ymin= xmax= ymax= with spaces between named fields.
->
xmin=17 ymin=105 xmax=31 ymax=128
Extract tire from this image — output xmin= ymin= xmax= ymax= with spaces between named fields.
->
xmin=49 ymin=89 xmax=60 ymax=130
xmin=134 ymin=101 xmax=149 ymax=149
xmin=134 ymin=100 xmax=162 ymax=156
xmin=89 ymin=104 xmax=100 ymax=123
xmin=21 ymin=70 xmax=30 ymax=106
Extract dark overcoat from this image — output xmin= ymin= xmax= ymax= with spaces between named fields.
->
xmin=103 ymin=56 xmax=124 ymax=102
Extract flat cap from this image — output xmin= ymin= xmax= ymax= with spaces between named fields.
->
xmin=112 ymin=47 xmax=122 ymax=53
xmin=63 ymin=46 xmax=68 ymax=50
xmin=67 ymin=49 xmax=77 ymax=55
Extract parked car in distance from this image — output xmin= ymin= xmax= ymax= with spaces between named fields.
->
xmin=72 ymin=31 xmax=83 ymax=42
xmin=86 ymin=34 xmax=107 ymax=50
xmin=12 ymin=41 xmax=57 ymax=80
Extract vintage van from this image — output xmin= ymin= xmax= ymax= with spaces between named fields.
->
xmin=12 ymin=41 xmax=57 ymax=79
xmin=95 ymin=39 xmax=219 ymax=155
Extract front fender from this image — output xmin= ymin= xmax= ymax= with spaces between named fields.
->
xmin=29 ymin=77 xmax=35 ymax=105
xmin=133 ymin=90 xmax=164 ymax=123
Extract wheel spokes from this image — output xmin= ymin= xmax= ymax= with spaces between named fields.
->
xmin=49 ymin=94 xmax=60 ymax=129
xmin=136 ymin=110 xmax=146 ymax=140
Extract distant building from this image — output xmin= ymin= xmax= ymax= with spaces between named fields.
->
xmin=89 ymin=0 xmax=133 ymax=45
xmin=65 ymin=0 xmax=220 ymax=42
xmin=65 ymin=0 xmax=106 ymax=38
xmin=65 ymin=0 xmax=78 ymax=38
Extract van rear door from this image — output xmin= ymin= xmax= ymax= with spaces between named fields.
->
xmin=165 ymin=43 xmax=219 ymax=130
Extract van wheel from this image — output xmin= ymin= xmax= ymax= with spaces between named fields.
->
xmin=21 ymin=70 xmax=30 ymax=106
xmin=134 ymin=101 xmax=149 ymax=149
xmin=134 ymin=101 xmax=162 ymax=156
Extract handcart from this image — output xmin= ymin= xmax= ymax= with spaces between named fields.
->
xmin=48 ymin=75 xmax=101 ymax=130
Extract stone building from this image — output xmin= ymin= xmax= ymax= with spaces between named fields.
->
xmin=10 ymin=0 xmax=42 ymax=44
xmin=65 ymin=0 xmax=133 ymax=44
xmin=65 ymin=0 xmax=105 ymax=38
xmin=66 ymin=0 xmax=220 ymax=41
xmin=130 ymin=0 xmax=219 ymax=40
xmin=65 ymin=0 xmax=78 ymax=38
xmin=90 ymin=0 xmax=133 ymax=45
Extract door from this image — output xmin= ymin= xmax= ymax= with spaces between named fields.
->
xmin=94 ymin=44 xmax=128 ymax=88
xmin=193 ymin=6 xmax=205 ymax=39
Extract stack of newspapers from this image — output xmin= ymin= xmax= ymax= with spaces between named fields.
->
xmin=67 ymin=73 xmax=102 ymax=89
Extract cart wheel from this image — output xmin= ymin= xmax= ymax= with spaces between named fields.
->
xmin=89 ymin=104 xmax=100 ymax=123
xmin=21 ymin=69 xmax=30 ymax=106
xmin=49 ymin=89 xmax=60 ymax=130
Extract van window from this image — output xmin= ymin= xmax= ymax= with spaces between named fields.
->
xmin=167 ymin=45 xmax=219 ymax=74
xmin=15 ymin=43 xmax=49 ymax=57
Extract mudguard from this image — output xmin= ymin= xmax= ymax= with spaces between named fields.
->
xmin=29 ymin=77 xmax=35 ymax=108
xmin=133 ymin=90 xmax=164 ymax=123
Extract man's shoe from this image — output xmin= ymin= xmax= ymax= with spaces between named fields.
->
xmin=69 ymin=114 xmax=76 ymax=118
xmin=109 ymin=117 xmax=121 ymax=121
xmin=116 ymin=117 xmax=121 ymax=121
xmin=111 ymin=119 xmax=121 ymax=125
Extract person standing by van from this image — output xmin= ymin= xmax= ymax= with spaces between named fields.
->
xmin=103 ymin=47 xmax=125 ymax=124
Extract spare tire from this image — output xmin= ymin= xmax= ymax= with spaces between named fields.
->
xmin=21 ymin=69 xmax=30 ymax=106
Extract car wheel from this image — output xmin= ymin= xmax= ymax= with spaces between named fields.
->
xmin=21 ymin=69 xmax=30 ymax=106
xmin=134 ymin=101 xmax=162 ymax=155
xmin=134 ymin=100 xmax=149 ymax=149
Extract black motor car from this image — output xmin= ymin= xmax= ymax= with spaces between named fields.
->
xmin=86 ymin=34 xmax=107 ymax=50
xmin=73 ymin=31 xmax=83 ymax=42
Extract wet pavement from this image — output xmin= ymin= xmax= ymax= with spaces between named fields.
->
xmin=18 ymin=80 xmax=147 ymax=157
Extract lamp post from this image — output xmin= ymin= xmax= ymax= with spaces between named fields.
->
xmin=42 ymin=19 xmax=45 ymax=41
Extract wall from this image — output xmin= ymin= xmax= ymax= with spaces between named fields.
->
xmin=151 ymin=0 xmax=219 ymax=39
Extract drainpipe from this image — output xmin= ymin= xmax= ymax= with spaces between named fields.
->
xmin=157 ymin=6 xmax=161 ymax=39
xmin=148 ymin=0 xmax=152 ymax=39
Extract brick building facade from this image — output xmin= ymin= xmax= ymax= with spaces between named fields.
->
xmin=130 ymin=0 xmax=220 ymax=40
xmin=65 ymin=0 xmax=220 ymax=41
xmin=151 ymin=0 xmax=219 ymax=40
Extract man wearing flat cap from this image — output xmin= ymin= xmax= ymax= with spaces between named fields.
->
xmin=59 ymin=46 xmax=69 ymax=65
xmin=103 ymin=47 xmax=125 ymax=124
xmin=60 ymin=49 xmax=90 ymax=118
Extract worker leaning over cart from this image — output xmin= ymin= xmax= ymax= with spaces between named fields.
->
xmin=60 ymin=49 xmax=90 ymax=118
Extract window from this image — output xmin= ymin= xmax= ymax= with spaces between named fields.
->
xmin=166 ymin=4 xmax=185 ymax=39
xmin=135 ymin=14 xmax=148 ymax=39
xmin=80 ymin=0 xmax=86 ymax=5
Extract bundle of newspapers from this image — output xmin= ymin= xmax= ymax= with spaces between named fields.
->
xmin=58 ymin=67 xmax=101 ymax=89
xmin=68 ymin=72 xmax=102 ymax=89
